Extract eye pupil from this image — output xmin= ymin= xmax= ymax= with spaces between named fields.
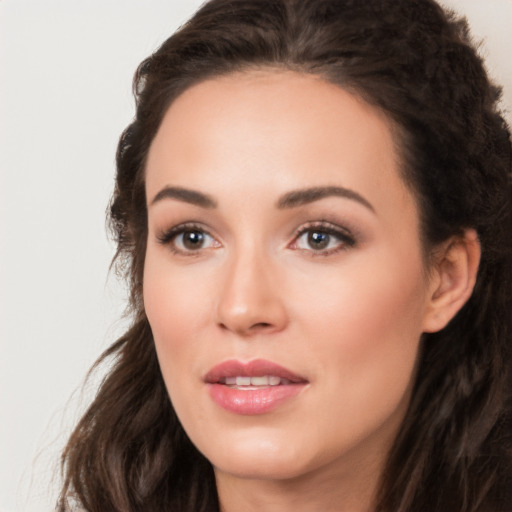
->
xmin=183 ymin=230 xmax=204 ymax=249
xmin=308 ymin=231 xmax=329 ymax=249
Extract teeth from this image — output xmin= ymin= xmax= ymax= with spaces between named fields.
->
xmin=223 ymin=375 xmax=287 ymax=386
xmin=250 ymin=376 xmax=268 ymax=386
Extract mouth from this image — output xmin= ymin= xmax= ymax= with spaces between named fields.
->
xmin=220 ymin=375 xmax=292 ymax=388
xmin=204 ymin=358 xmax=308 ymax=386
xmin=204 ymin=359 xmax=308 ymax=415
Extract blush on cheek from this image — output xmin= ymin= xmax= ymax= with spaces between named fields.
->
xmin=304 ymin=259 xmax=425 ymax=387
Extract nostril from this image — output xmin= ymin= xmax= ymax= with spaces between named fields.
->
xmin=217 ymin=320 xmax=277 ymax=335
xmin=251 ymin=322 xmax=272 ymax=330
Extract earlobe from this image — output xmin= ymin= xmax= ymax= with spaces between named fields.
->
xmin=422 ymin=229 xmax=481 ymax=333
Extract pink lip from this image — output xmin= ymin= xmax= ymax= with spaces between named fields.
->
xmin=204 ymin=359 xmax=308 ymax=415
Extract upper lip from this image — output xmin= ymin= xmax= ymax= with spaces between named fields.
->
xmin=204 ymin=359 xmax=308 ymax=384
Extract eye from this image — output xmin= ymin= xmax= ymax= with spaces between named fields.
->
xmin=157 ymin=223 xmax=220 ymax=255
xmin=174 ymin=229 xmax=213 ymax=251
xmin=291 ymin=222 xmax=355 ymax=255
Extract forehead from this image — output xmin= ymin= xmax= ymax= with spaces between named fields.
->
xmin=145 ymin=69 xmax=415 ymax=220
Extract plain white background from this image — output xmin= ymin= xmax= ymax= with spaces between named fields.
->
xmin=0 ymin=1 xmax=510 ymax=511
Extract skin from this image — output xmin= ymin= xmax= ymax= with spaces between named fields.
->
xmin=143 ymin=70 xmax=480 ymax=511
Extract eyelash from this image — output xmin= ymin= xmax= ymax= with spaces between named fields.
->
xmin=289 ymin=221 xmax=356 ymax=256
xmin=156 ymin=220 xmax=356 ymax=257
xmin=156 ymin=222 xmax=218 ymax=256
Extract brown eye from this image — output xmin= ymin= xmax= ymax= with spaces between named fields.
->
xmin=180 ymin=230 xmax=206 ymax=250
xmin=157 ymin=225 xmax=219 ymax=254
xmin=307 ymin=231 xmax=330 ymax=250
xmin=292 ymin=224 xmax=355 ymax=255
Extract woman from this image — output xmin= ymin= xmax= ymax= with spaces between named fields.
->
xmin=58 ymin=0 xmax=512 ymax=510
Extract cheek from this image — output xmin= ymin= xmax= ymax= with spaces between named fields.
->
xmin=290 ymin=253 xmax=427 ymax=409
xmin=298 ymin=247 xmax=428 ymax=343
xmin=144 ymin=247 xmax=211 ymax=323
xmin=143 ymin=254 xmax=222 ymax=447
xmin=143 ymin=252 xmax=215 ymax=376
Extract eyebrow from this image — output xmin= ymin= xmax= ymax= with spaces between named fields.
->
xmin=150 ymin=184 xmax=374 ymax=213
xmin=276 ymin=186 xmax=375 ymax=212
xmin=150 ymin=186 xmax=217 ymax=208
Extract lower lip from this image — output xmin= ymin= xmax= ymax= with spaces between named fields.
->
xmin=208 ymin=383 xmax=305 ymax=415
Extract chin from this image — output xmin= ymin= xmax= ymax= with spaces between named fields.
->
xmin=197 ymin=429 xmax=321 ymax=481
xmin=213 ymin=455 xmax=311 ymax=481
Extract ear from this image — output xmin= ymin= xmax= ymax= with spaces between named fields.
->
xmin=422 ymin=229 xmax=481 ymax=333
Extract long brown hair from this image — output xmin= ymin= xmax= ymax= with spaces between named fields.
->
xmin=59 ymin=1 xmax=512 ymax=510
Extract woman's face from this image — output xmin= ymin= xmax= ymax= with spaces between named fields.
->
xmin=144 ymin=71 xmax=437 ymax=483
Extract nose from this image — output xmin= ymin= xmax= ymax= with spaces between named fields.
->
xmin=215 ymin=248 xmax=288 ymax=337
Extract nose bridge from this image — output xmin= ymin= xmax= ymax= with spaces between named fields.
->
xmin=216 ymin=239 xmax=287 ymax=335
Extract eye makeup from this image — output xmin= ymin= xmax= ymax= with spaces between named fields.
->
xmin=155 ymin=216 xmax=359 ymax=260
xmin=289 ymin=220 xmax=357 ymax=257
xmin=156 ymin=222 xmax=220 ymax=256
